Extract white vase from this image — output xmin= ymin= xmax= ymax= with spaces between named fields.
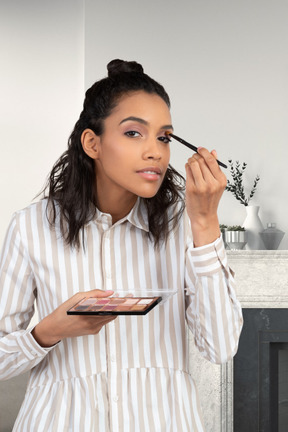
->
xmin=243 ymin=205 xmax=265 ymax=250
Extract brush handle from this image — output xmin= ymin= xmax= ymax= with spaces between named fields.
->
xmin=169 ymin=133 xmax=198 ymax=153
xmin=169 ymin=133 xmax=227 ymax=169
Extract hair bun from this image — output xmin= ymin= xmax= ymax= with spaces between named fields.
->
xmin=107 ymin=59 xmax=144 ymax=77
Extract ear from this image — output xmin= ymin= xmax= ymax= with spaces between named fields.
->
xmin=81 ymin=129 xmax=100 ymax=160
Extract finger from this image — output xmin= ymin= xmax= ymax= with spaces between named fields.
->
xmin=88 ymin=315 xmax=117 ymax=324
xmin=187 ymin=151 xmax=220 ymax=183
xmin=197 ymin=147 xmax=222 ymax=178
xmin=185 ymin=159 xmax=203 ymax=187
xmin=66 ymin=290 xmax=114 ymax=309
xmin=211 ymin=149 xmax=218 ymax=159
xmin=86 ymin=289 xmax=114 ymax=298
xmin=186 ymin=153 xmax=216 ymax=187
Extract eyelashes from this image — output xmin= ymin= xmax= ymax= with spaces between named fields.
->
xmin=124 ymin=131 xmax=141 ymax=138
xmin=124 ymin=130 xmax=171 ymax=144
xmin=158 ymin=135 xmax=171 ymax=144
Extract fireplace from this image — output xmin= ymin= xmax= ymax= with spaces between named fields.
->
xmin=233 ymin=308 xmax=288 ymax=432
xmin=188 ymin=250 xmax=288 ymax=432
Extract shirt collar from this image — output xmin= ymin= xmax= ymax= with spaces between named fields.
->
xmin=92 ymin=198 xmax=149 ymax=232
xmin=127 ymin=198 xmax=149 ymax=232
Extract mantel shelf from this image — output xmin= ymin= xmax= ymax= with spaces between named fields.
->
xmin=227 ymin=249 xmax=288 ymax=259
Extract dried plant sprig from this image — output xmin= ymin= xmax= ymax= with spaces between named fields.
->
xmin=225 ymin=160 xmax=260 ymax=206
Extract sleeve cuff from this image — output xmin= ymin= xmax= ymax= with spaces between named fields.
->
xmin=188 ymin=235 xmax=228 ymax=275
xmin=17 ymin=327 xmax=56 ymax=361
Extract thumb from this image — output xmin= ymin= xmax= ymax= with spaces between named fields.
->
xmin=87 ymin=289 xmax=114 ymax=298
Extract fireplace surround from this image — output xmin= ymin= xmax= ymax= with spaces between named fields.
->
xmin=233 ymin=308 xmax=288 ymax=431
xmin=188 ymin=250 xmax=288 ymax=432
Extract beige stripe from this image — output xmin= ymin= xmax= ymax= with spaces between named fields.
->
xmin=85 ymin=223 xmax=99 ymax=290
xmin=193 ymin=255 xmax=222 ymax=268
xmin=167 ymin=230 xmax=185 ymax=370
xmin=155 ymin=369 xmax=166 ymax=428
xmin=36 ymin=203 xmax=50 ymax=306
xmin=53 ymin=381 xmax=71 ymax=429
xmin=134 ymin=369 xmax=145 ymax=431
xmin=207 ymin=275 xmax=222 ymax=362
xmin=218 ymin=274 xmax=230 ymax=360
xmin=17 ymin=386 xmax=39 ymax=431
xmin=145 ymin=370 xmax=157 ymax=430
xmin=2 ymin=231 xmax=24 ymax=319
xmin=189 ymin=243 xmax=215 ymax=257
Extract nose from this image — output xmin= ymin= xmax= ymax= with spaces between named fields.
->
xmin=142 ymin=138 xmax=162 ymax=160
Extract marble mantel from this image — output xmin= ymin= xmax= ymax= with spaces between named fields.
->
xmin=188 ymin=250 xmax=288 ymax=432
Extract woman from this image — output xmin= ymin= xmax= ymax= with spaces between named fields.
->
xmin=0 ymin=59 xmax=242 ymax=431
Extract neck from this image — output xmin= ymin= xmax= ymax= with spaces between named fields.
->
xmin=95 ymin=188 xmax=138 ymax=224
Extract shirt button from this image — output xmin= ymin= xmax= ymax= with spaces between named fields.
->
xmin=111 ymin=355 xmax=116 ymax=362
xmin=113 ymin=396 xmax=119 ymax=402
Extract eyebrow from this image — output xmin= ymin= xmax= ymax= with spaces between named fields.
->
xmin=119 ymin=116 xmax=174 ymax=131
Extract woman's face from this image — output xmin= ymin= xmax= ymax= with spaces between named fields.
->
xmin=94 ymin=91 xmax=173 ymax=201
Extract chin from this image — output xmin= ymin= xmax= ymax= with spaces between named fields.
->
xmin=131 ymin=183 xmax=163 ymax=199
xmin=137 ymin=189 xmax=160 ymax=199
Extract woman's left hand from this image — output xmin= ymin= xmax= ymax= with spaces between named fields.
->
xmin=185 ymin=147 xmax=227 ymax=247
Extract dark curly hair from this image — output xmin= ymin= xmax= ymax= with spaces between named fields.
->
xmin=43 ymin=59 xmax=185 ymax=247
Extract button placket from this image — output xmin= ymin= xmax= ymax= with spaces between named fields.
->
xmin=102 ymin=230 xmax=113 ymax=291
xmin=100 ymin=215 xmax=120 ymax=430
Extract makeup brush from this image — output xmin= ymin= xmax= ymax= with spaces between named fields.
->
xmin=166 ymin=132 xmax=227 ymax=169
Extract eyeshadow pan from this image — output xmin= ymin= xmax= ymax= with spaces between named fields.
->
xmin=138 ymin=299 xmax=153 ymax=305
xmin=115 ymin=305 xmax=133 ymax=311
xmin=96 ymin=299 xmax=110 ymax=305
xmin=73 ymin=305 xmax=90 ymax=311
xmin=67 ymin=296 xmax=162 ymax=316
xmin=88 ymin=305 xmax=104 ymax=311
xmin=109 ymin=298 xmax=125 ymax=305
xmin=101 ymin=305 xmax=119 ymax=311
xmin=81 ymin=298 xmax=99 ymax=305
xmin=123 ymin=299 xmax=138 ymax=305
xmin=130 ymin=305 xmax=147 ymax=311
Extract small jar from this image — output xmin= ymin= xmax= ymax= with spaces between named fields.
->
xmin=225 ymin=230 xmax=247 ymax=250
xmin=259 ymin=223 xmax=285 ymax=250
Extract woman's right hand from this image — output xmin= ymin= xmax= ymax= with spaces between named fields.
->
xmin=31 ymin=290 xmax=117 ymax=347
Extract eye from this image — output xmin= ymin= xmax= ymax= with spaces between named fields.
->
xmin=158 ymin=135 xmax=171 ymax=144
xmin=124 ymin=130 xmax=141 ymax=138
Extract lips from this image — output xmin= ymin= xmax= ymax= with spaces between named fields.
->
xmin=136 ymin=166 xmax=162 ymax=181
xmin=137 ymin=167 xmax=162 ymax=175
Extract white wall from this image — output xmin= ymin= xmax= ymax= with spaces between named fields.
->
xmin=85 ymin=0 xmax=288 ymax=249
xmin=0 ymin=0 xmax=84 ymax=246
xmin=1 ymin=0 xmax=288 ymax=252
xmin=0 ymin=2 xmax=85 ymax=428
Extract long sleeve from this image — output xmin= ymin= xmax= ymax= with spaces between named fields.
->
xmin=0 ymin=214 xmax=52 ymax=381
xmin=185 ymin=231 xmax=243 ymax=365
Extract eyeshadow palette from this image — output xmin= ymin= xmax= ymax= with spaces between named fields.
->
xmin=67 ymin=296 xmax=162 ymax=316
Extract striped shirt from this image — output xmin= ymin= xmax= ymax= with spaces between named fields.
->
xmin=0 ymin=198 xmax=243 ymax=431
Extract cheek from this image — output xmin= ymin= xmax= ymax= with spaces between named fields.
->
xmin=100 ymin=142 xmax=124 ymax=163
xmin=98 ymin=142 xmax=134 ymax=178
xmin=164 ymin=146 xmax=171 ymax=165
